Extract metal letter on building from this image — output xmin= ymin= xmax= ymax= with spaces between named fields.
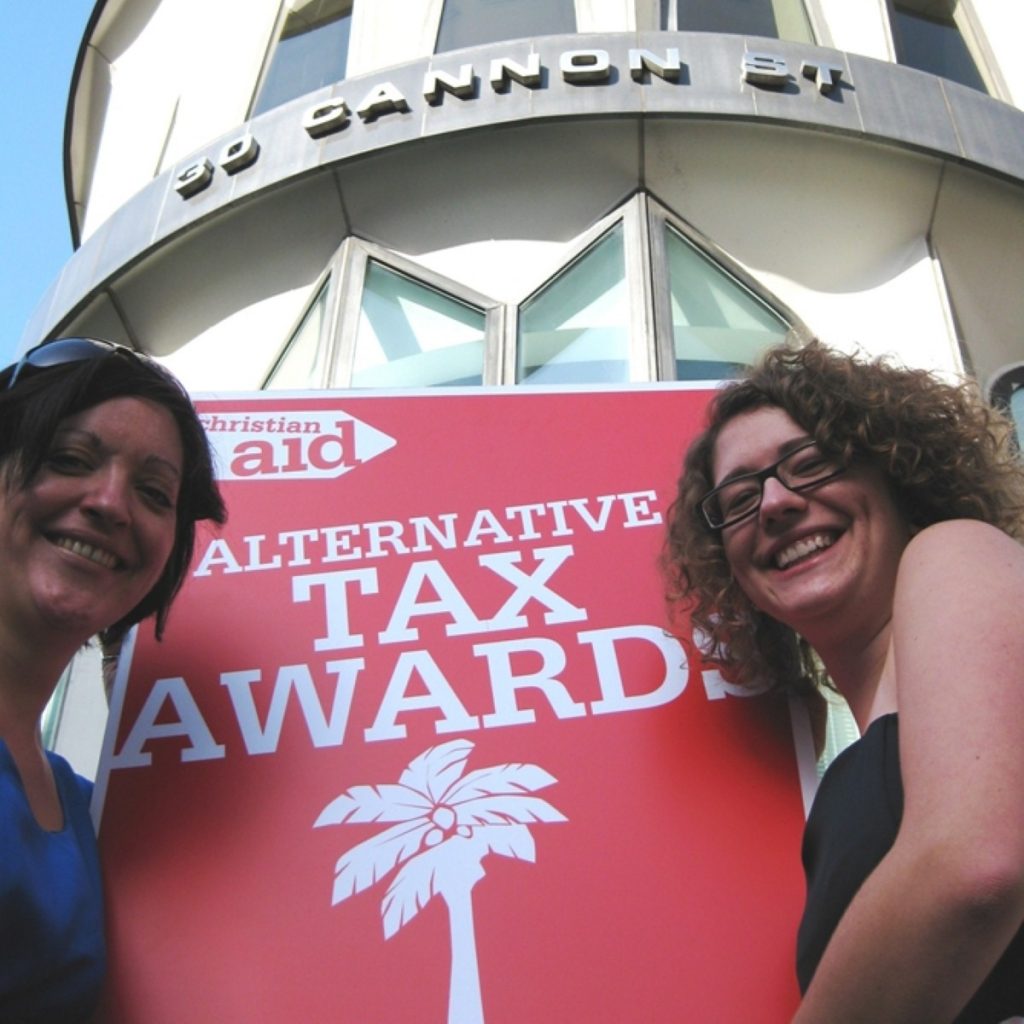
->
xmin=742 ymin=52 xmax=789 ymax=88
xmin=489 ymin=54 xmax=542 ymax=92
xmin=628 ymin=48 xmax=683 ymax=83
xmin=560 ymin=50 xmax=612 ymax=84
xmin=423 ymin=64 xmax=477 ymax=105
xmin=303 ymin=99 xmax=351 ymax=139
xmin=801 ymin=60 xmax=845 ymax=94
xmin=174 ymin=158 xmax=214 ymax=199
xmin=219 ymin=133 xmax=260 ymax=175
xmin=356 ymin=82 xmax=411 ymax=122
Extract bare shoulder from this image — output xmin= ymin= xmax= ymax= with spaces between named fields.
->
xmin=899 ymin=519 xmax=1024 ymax=585
xmin=893 ymin=519 xmax=1024 ymax=662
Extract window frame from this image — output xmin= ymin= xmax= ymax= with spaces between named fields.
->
xmin=988 ymin=361 xmax=1024 ymax=450
xmin=339 ymin=241 xmax=501 ymax=388
xmin=884 ymin=0 xmax=1010 ymax=100
xmin=262 ymin=267 xmax=339 ymax=390
xmin=434 ymin=0 xmax=581 ymax=54
xmin=262 ymin=192 xmax=807 ymax=391
xmin=249 ymin=0 xmax=356 ymax=120
xmin=266 ymin=237 xmax=504 ymax=389
xmin=645 ymin=195 xmax=804 ymax=381
xmin=502 ymin=198 xmax=656 ymax=385
xmin=659 ymin=0 xmax=817 ymax=42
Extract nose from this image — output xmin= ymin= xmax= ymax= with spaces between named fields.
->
xmin=758 ymin=474 xmax=807 ymax=524
xmin=81 ymin=466 xmax=131 ymax=526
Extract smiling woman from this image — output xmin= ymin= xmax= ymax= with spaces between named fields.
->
xmin=664 ymin=340 xmax=1024 ymax=1023
xmin=0 ymin=338 xmax=225 ymax=1022
xmin=7 ymin=397 xmax=182 ymax=638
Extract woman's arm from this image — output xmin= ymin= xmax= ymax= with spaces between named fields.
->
xmin=794 ymin=519 xmax=1024 ymax=1023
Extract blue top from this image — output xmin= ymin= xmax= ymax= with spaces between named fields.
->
xmin=0 ymin=740 xmax=106 ymax=1023
xmin=797 ymin=714 xmax=1023 ymax=1023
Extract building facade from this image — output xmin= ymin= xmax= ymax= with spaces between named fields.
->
xmin=36 ymin=0 xmax=1024 ymax=770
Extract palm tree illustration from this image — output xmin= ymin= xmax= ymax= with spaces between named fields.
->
xmin=314 ymin=738 xmax=566 ymax=1024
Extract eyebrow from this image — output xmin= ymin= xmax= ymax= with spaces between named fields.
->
xmin=54 ymin=426 xmax=182 ymax=480
xmin=714 ymin=435 xmax=815 ymax=487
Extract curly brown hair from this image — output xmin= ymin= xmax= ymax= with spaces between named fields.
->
xmin=663 ymin=339 xmax=1024 ymax=694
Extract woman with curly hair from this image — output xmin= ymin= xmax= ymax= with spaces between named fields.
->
xmin=664 ymin=339 xmax=1024 ymax=1023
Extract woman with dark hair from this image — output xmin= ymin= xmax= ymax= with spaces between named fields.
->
xmin=0 ymin=338 xmax=225 ymax=1022
xmin=665 ymin=340 xmax=1024 ymax=1022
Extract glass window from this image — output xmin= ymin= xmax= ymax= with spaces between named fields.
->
xmin=252 ymin=0 xmax=353 ymax=117
xmin=989 ymin=364 xmax=1024 ymax=451
xmin=666 ymin=225 xmax=789 ymax=381
xmin=518 ymin=224 xmax=631 ymax=386
xmin=891 ymin=2 xmax=987 ymax=93
xmin=264 ymin=199 xmax=806 ymax=393
xmin=818 ymin=690 xmax=861 ymax=776
xmin=352 ymin=262 xmax=487 ymax=387
xmin=663 ymin=0 xmax=814 ymax=42
xmin=436 ymin=0 xmax=575 ymax=53
xmin=264 ymin=280 xmax=331 ymax=389
xmin=1012 ymin=390 xmax=1024 ymax=451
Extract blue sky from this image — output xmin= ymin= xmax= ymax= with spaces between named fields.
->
xmin=0 ymin=2 xmax=96 ymax=366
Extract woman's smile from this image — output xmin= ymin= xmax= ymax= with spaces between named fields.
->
xmin=50 ymin=533 xmax=123 ymax=570
xmin=771 ymin=530 xmax=839 ymax=571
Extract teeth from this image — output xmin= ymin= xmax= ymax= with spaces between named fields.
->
xmin=55 ymin=537 xmax=119 ymax=569
xmin=776 ymin=533 xmax=834 ymax=570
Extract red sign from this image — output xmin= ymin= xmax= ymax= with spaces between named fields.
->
xmin=95 ymin=388 xmax=809 ymax=1022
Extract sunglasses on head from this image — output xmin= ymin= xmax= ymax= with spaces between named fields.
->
xmin=5 ymin=338 xmax=153 ymax=391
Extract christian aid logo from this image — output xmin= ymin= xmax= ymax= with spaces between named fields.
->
xmin=200 ymin=409 xmax=397 ymax=481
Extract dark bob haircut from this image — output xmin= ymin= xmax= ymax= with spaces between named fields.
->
xmin=0 ymin=341 xmax=226 ymax=642
xmin=664 ymin=339 xmax=1024 ymax=694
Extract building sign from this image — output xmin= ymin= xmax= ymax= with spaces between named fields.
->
xmin=95 ymin=388 xmax=809 ymax=1022
xmin=176 ymin=46 xmax=847 ymax=198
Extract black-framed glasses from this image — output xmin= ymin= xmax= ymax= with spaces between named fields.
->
xmin=700 ymin=441 xmax=846 ymax=530
xmin=5 ymin=338 xmax=150 ymax=391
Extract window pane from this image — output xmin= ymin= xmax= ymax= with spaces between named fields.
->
xmin=892 ymin=3 xmax=987 ymax=93
xmin=666 ymin=226 xmax=789 ymax=381
xmin=669 ymin=0 xmax=813 ymax=42
xmin=264 ymin=280 xmax=330 ymax=390
xmin=352 ymin=263 xmax=486 ymax=387
xmin=436 ymin=0 xmax=575 ymax=53
xmin=518 ymin=224 xmax=630 ymax=386
xmin=253 ymin=0 xmax=353 ymax=117
xmin=1012 ymin=388 xmax=1024 ymax=450
xmin=990 ymin=367 xmax=1024 ymax=453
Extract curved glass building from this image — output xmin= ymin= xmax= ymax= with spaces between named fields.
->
xmin=37 ymin=0 xmax=1024 ymax=767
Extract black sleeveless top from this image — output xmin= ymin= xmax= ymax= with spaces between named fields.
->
xmin=797 ymin=713 xmax=1024 ymax=1023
